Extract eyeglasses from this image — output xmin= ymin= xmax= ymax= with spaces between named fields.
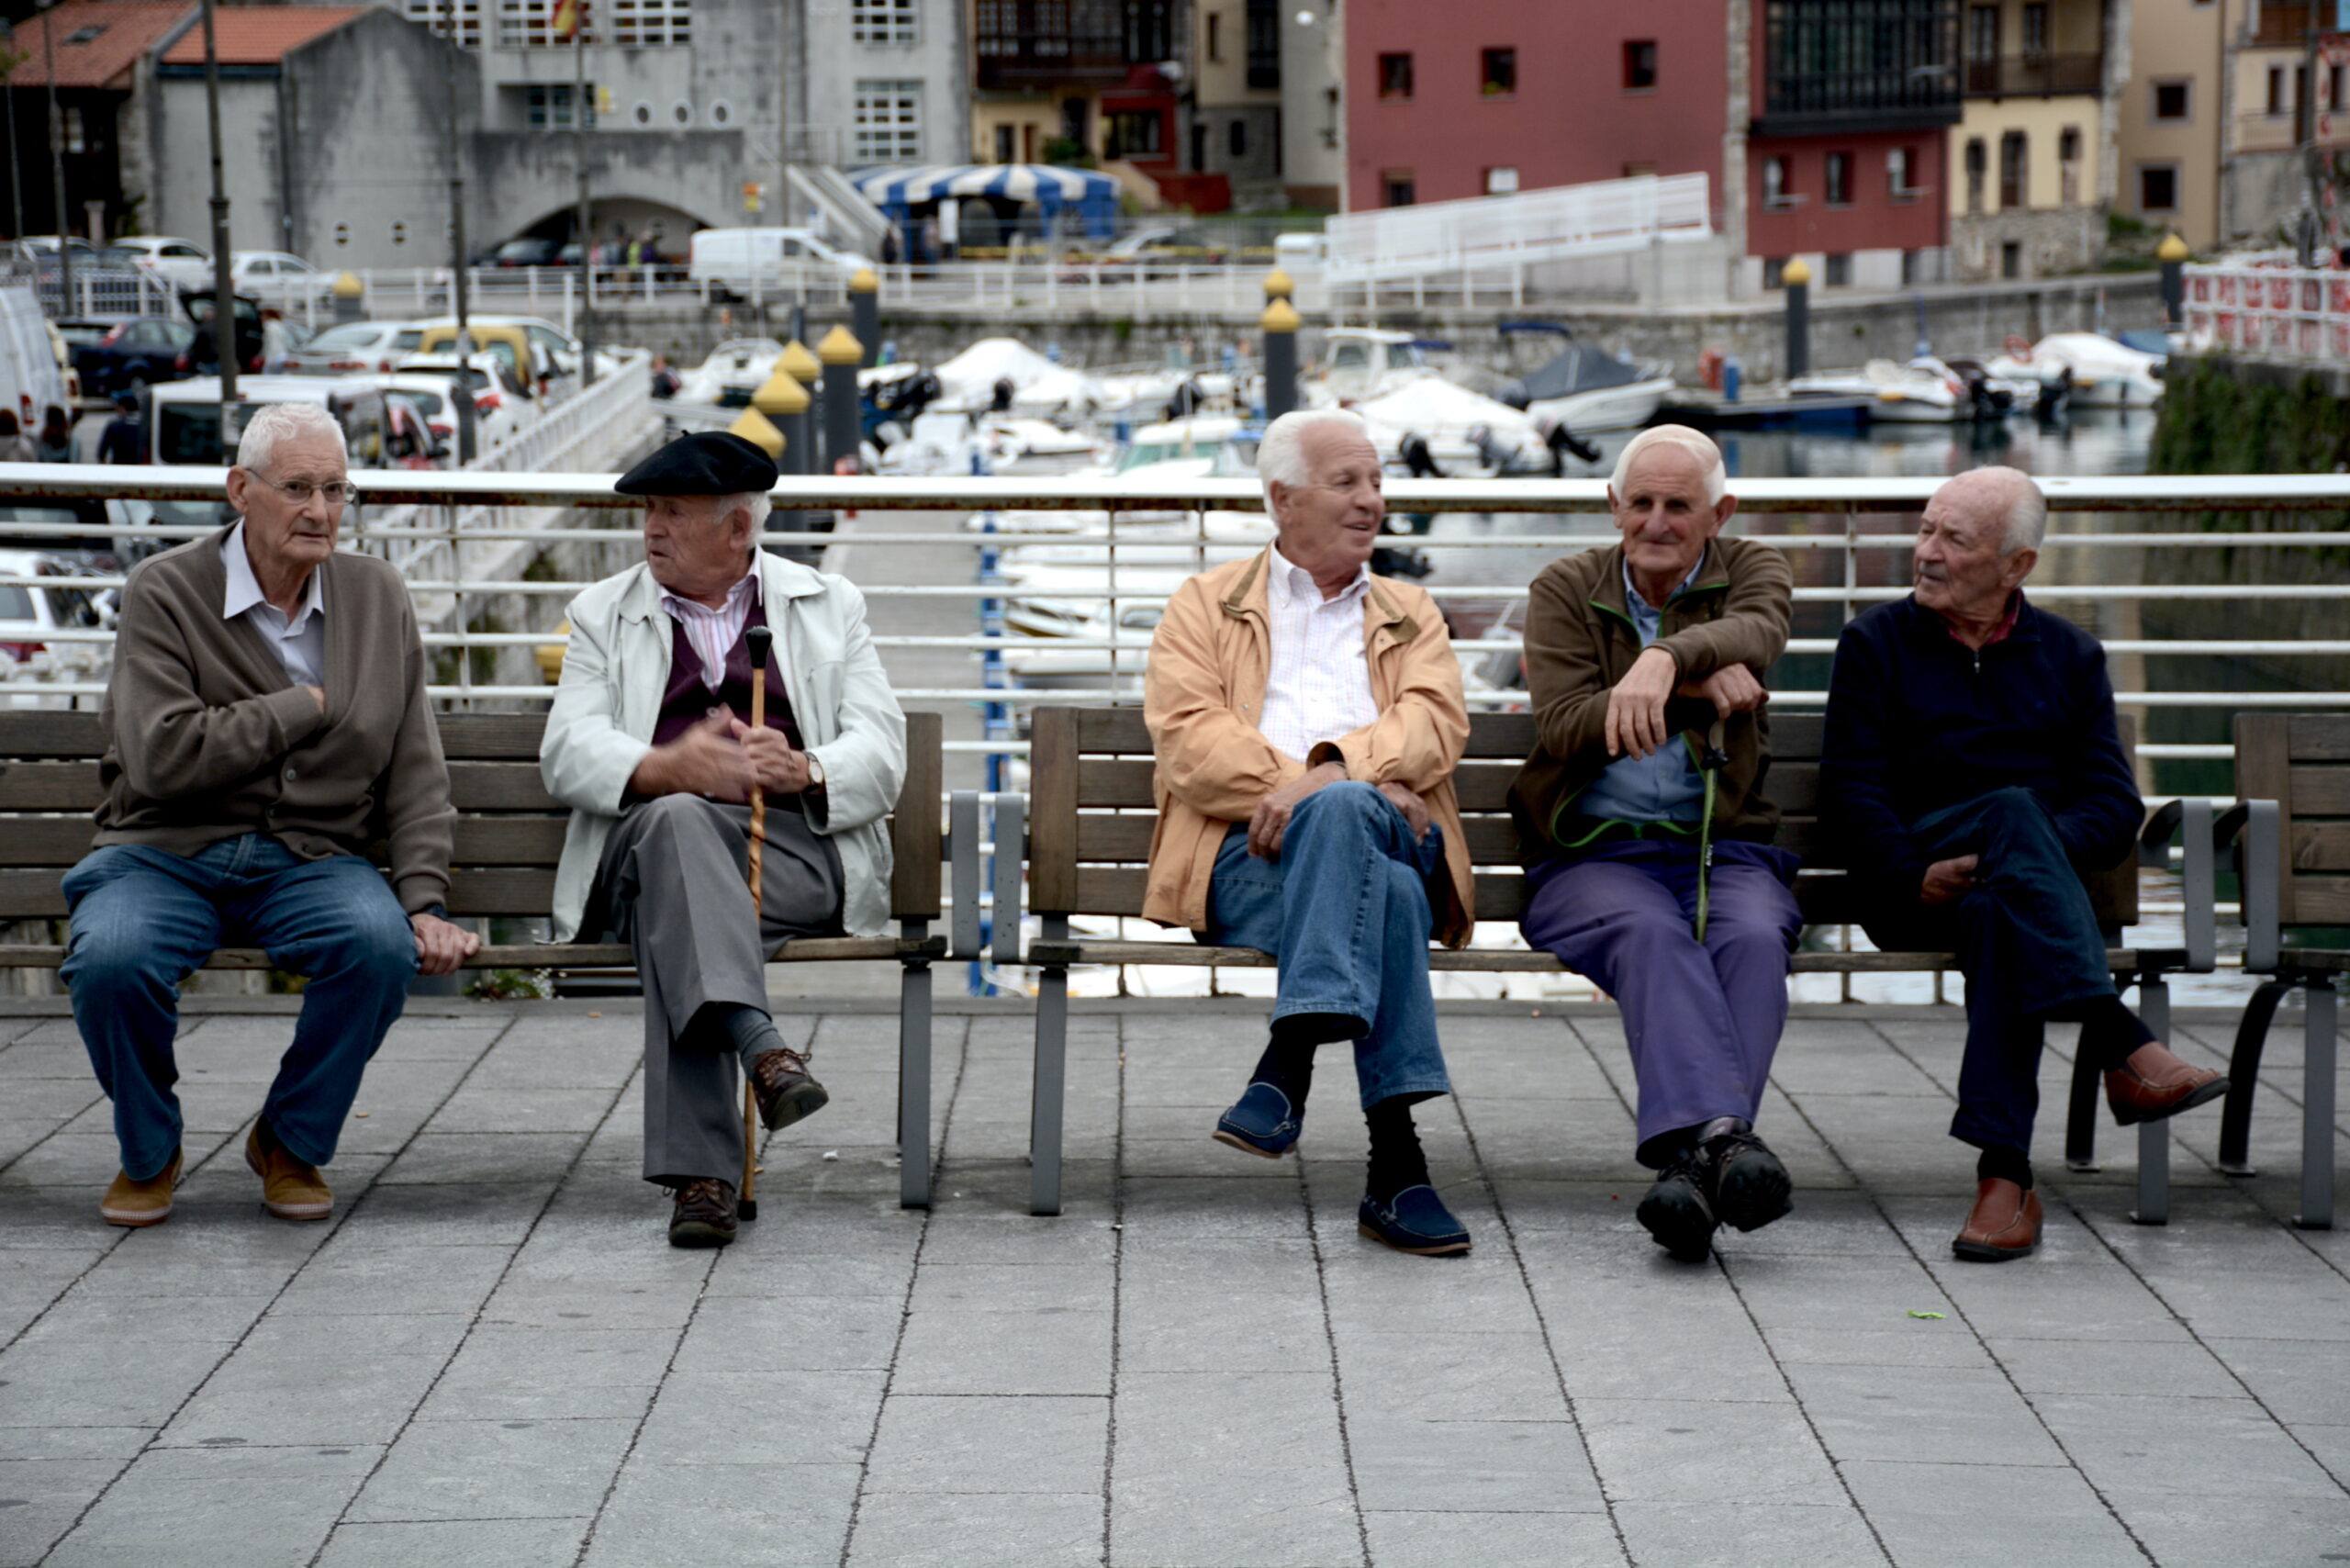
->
xmin=252 ymin=475 xmax=358 ymax=505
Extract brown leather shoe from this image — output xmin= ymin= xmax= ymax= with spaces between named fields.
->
xmin=1953 ymin=1178 xmax=2042 ymax=1262
xmin=2104 ymin=1042 xmax=2229 ymax=1126
xmin=667 ymin=1178 xmax=739 ymax=1248
xmin=750 ymin=1047 xmax=830 ymax=1132
xmin=100 ymin=1148 xmax=183 ymax=1228
xmin=243 ymin=1123 xmax=333 ymax=1222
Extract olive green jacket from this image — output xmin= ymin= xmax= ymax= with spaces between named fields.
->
xmin=1507 ymin=535 xmax=1793 ymax=861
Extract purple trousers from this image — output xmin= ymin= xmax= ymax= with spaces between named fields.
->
xmin=1521 ymin=840 xmax=1802 ymax=1166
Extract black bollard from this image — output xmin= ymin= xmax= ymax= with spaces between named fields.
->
xmin=1261 ymin=297 xmax=1300 ymax=421
xmin=820 ymin=324 xmax=863 ymax=472
xmin=2158 ymin=234 xmax=2188 ymax=330
xmin=1781 ymin=257 xmax=1812 ymax=380
xmin=850 ymin=269 xmax=880 ymax=370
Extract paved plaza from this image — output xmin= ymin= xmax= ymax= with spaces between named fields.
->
xmin=1 ymin=995 xmax=2346 ymax=1567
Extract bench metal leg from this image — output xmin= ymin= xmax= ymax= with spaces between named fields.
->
xmin=2065 ymin=1047 xmax=2101 ymax=1171
xmin=2132 ymin=978 xmax=2171 ymax=1224
xmin=1030 ymin=917 xmax=1069 ymax=1217
xmin=2300 ymin=980 xmax=2336 ymax=1230
xmin=2220 ymin=979 xmax=2293 ymax=1176
xmin=898 ymin=924 xmax=932 ymax=1211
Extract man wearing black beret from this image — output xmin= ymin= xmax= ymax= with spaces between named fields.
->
xmin=541 ymin=431 xmax=907 ymax=1246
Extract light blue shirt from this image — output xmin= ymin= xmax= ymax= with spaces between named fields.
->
xmin=221 ymin=521 xmax=327 ymax=688
xmin=1574 ymin=550 xmax=1708 ymax=827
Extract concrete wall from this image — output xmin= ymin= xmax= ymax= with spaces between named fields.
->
xmin=152 ymin=77 xmax=284 ymax=259
xmin=1280 ymin=0 xmax=1342 ymax=206
xmin=800 ymin=0 xmax=969 ymax=169
xmin=472 ymin=129 xmax=744 ymax=241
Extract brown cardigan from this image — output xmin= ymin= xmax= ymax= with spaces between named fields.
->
xmin=91 ymin=528 xmax=454 ymax=914
xmin=1508 ymin=535 xmax=1793 ymax=861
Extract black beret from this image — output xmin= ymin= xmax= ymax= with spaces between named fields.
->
xmin=613 ymin=431 xmax=778 ymax=497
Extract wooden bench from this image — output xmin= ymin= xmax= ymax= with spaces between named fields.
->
xmin=1013 ymin=705 xmax=2212 ymax=1217
xmin=2218 ymin=713 xmax=2346 ymax=1229
xmin=0 ymin=708 xmax=954 ymax=1209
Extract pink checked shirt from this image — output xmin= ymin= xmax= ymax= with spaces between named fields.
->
xmin=659 ymin=567 xmax=761 ymax=690
xmin=1256 ymin=544 xmax=1379 ymax=764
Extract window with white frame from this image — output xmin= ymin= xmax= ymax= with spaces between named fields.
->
xmin=853 ymin=0 xmax=918 ymax=44
xmin=497 ymin=0 xmax=689 ymax=47
xmin=403 ymin=0 xmax=483 ymax=48
xmin=524 ymin=84 xmax=598 ymax=128
xmin=854 ymin=80 xmax=923 ymax=162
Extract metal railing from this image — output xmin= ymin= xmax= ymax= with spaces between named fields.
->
xmin=2184 ymin=262 xmax=2350 ymax=362
xmin=1325 ymin=174 xmax=1714 ymax=284
xmin=0 ymin=471 xmax=2341 ymax=761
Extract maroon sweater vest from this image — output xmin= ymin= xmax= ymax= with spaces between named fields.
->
xmin=654 ymin=603 xmax=804 ymax=802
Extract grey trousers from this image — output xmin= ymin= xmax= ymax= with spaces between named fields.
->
xmin=588 ymin=794 xmax=844 ymax=1186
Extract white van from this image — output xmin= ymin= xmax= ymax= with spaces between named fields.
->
xmin=688 ymin=229 xmax=875 ymax=298
xmin=1272 ymin=231 xmax=1329 ymax=271
xmin=148 ymin=375 xmax=395 ymax=467
xmin=0 ymin=285 xmax=70 ymax=435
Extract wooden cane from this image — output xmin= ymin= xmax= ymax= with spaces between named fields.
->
xmin=739 ymin=623 xmax=774 ymax=1222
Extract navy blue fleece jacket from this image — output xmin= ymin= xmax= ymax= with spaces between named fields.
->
xmin=1818 ymin=591 xmax=2141 ymax=900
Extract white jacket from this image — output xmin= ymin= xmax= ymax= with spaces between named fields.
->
xmin=540 ymin=552 xmax=907 ymax=942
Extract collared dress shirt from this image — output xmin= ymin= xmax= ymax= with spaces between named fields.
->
xmin=1256 ymin=544 xmax=1380 ymax=765
xmin=658 ymin=566 xmax=761 ymax=690
xmin=1576 ymin=549 xmax=1710 ymax=825
xmin=220 ymin=520 xmax=326 ymax=686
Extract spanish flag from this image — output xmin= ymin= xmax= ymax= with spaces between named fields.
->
xmin=550 ymin=0 xmax=581 ymax=39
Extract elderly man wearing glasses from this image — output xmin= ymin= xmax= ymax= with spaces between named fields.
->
xmin=62 ymin=400 xmax=476 ymax=1230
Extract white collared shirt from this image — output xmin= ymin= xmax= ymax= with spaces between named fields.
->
xmin=658 ymin=566 xmax=761 ymax=689
xmin=221 ymin=521 xmax=326 ymax=687
xmin=1256 ymin=544 xmax=1379 ymax=764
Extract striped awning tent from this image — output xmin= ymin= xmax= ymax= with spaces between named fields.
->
xmin=847 ymin=164 xmax=1120 ymax=239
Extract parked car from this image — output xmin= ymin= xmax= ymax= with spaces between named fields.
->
xmin=406 ymin=314 xmax=614 ymax=380
xmin=147 ymin=375 xmax=397 ymax=467
xmin=179 ymin=291 xmax=264 ymax=375
xmin=229 ymin=251 xmax=333 ymax=304
xmin=380 ymin=392 xmax=447 ymax=469
xmin=1061 ymin=227 xmax=1231 ymax=280
xmin=73 ymin=316 xmax=196 ymax=395
xmin=0 ymin=286 xmax=68 ymax=437
xmin=102 ymin=236 xmax=216 ymax=292
xmin=0 ymin=547 xmax=106 ymax=674
xmin=280 ymin=319 xmax=425 ymax=376
xmin=380 ymin=362 xmax=525 ymax=451
xmin=476 ymin=237 xmax=565 ymax=269
xmin=688 ymin=228 xmax=874 ymax=299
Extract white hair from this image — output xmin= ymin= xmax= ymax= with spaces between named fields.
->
xmin=718 ymin=490 xmax=774 ymax=533
xmin=1608 ymin=424 xmax=1728 ymax=508
xmin=236 ymin=401 xmax=344 ymax=475
xmin=1257 ymin=407 xmax=1371 ymax=506
xmin=1993 ymin=467 xmax=2047 ymax=554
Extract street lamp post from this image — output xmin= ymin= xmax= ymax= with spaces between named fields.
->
xmin=41 ymin=3 xmax=69 ymax=318
xmin=199 ymin=0 xmax=235 ymax=439
xmin=445 ymin=0 xmax=476 ymax=461
xmin=573 ymin=8 xmax=595 ymax=386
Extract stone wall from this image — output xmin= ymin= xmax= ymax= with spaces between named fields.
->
xmin=1949 ymin=207 xmax=2104 ymax=283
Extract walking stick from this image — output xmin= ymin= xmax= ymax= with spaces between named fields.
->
xmin=739 ymin=622 xmax=773 ymax=1222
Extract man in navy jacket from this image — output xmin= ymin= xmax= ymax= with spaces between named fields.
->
xmin=1821 ymin=467 xmax=2225 ymax=1263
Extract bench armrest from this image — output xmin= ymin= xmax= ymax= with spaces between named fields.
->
xmin=2217 ymin=799 xmax=2282 ymax=972
xmin=949 ymin=790 xmax=982 ymax=960
xmin=2140 ymin=798 xmax=2217 ymax=973
xmin=992 ymin=794 xmax=1026 ymax=966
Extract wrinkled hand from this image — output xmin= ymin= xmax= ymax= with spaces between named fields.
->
xmin=631 ymin=712 xmax=755 ymax=802
xmin=410 ymin=912 xmax=480 ymax=977
xmin=733 ymin=720 xmax=814 ymax=795
xmin=1377 ymin=780 xmax=1431 ymax=844
xmin=1680 ymin=664 xmax=1768 ymax=719
xmin=1606 ymin=646 xmax=1679 ymax=759
xmin=1248 ymin=761 xmax=1346 ymax=861
xmin=1920 ymin=854 xmax=1981 ymax=906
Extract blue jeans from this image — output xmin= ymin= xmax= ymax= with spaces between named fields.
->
xmin=1203 ymin=782 xmax=1453 ymax=1111
xmin=62 ymin=836 xmax=418 ymax=1181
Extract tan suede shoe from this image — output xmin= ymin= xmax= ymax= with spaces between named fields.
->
xmin=1952 ymin=1177 xmax=2042 ymax=1263
xmin=244 ymin=1124 xmax=333 ymax=1221
xmin=99 ymin=1148 xmax=184 ymax=1228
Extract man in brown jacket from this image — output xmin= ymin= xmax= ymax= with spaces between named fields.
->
xmin=1510 ymin=426 xmax=1800 ymax=1264
xmin=1144 ymin=407 xmax=1475 ymax=1256
xmin=62 ymin=401 xmax=476 ymax=1230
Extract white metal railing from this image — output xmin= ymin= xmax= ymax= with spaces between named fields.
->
xmin=1326 ymin=174 xmax=1713 ymax=284
xmin=2183 ymin=262 xmax=2350 ymax=362
xmin=0 ymin=471 xmax=2340 ymax=745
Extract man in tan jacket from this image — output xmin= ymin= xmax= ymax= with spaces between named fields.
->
xmin=1143 ymin=407 xmax=1474 ymax=1255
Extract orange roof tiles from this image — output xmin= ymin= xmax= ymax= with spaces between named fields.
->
xmin=4 ymin=2 xmax=194 ymax=91
xmin=158 ymin=5 xmax=367 ymax=67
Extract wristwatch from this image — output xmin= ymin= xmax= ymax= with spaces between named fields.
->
xmin=805 ymin=751 xmax=826 ymax=789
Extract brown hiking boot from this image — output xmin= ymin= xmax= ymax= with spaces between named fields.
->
xmin=668 ymin=1178 xmax=739 ymax=1248
xmin=750 ymin=1047 xmax=830 ymax=1132
xmin=244 ymin=1123 xmax=333 ymax=1222
xmin=100 ymin=1148 xmax=184 ymax=1228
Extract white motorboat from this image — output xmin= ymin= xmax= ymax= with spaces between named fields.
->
xmin=1311 ymin=327 xmax=1436 ymax=402
xmin=1503 ymin=331 xmax=1677 ymax=433
xmin=1356 ymin=377 xmax=1547 ymax=468
xmin=1785 ymin=359 xmax=1966 ymax=423
xmin=1984 ymin=332 xmax=2165 ymax=408
xmin=673 ymin=337 xmax=783 ymax=406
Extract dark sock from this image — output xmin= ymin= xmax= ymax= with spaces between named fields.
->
xmin=1248 ymin=1036 xmax=1316 ymax=1108
xmin=1365 ymin=1096 xmax=1431 ymax=1201
xmin=1976 ymin=1145 xmax=2034 ymax=1190
xmin=1270 ymin=1011 xmax=1367 ymax=1049
xmin=714 ymin=1003 xmax=787 ymax=1071
xmin=2047 ymin=995 xmax=2155 ymax=1071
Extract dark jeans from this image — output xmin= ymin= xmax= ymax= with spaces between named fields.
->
xmin=61 ymin=835 xmax=418 ymax=1181
xmin=1859 ymin=787 xmax=2119 ymax=1154
xmin=1203 ymin=782 xmax=1453 ymax=1112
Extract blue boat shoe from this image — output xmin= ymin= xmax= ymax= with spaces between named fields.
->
xmin=1358 ymin=1184 xmax=1472 ymax=1256
xmin=1213 ymin=1081 xmax=1302 ymax=1159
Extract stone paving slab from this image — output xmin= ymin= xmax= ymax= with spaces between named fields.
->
xmin=0 ymin=1000 xmax=2344 ymax=1566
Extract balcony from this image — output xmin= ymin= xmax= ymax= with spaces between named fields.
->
xmin=1964 ymin=51 xmax=2104 ymax=96
xmin=2250 ymin=2 xmax=2318 ymax=48
xmin=1755 ymin=0 xmax=1964 ymax=137
xmin=974 ymin=0 xmax=1128 ymax=92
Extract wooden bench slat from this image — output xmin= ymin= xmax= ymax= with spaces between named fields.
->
xmin=1024 ymin=936 xmax=2143 ymax=975
xmin=2285 ymin=714 xmax=2350 ymax=763
xmin=430 ymin=713 xmax=556 ymax=761
xmin=2291 ymin=823 xmax=2350 ymax=873
xmin=2287 ymin=766 xmax=2350 ymax=817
